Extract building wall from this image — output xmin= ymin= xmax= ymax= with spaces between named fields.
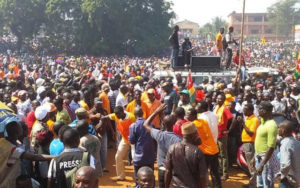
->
xmin=228 ymin=12 xmax=291 ymax=41
xmin=175 ymin=20 xmax=200 ymax=37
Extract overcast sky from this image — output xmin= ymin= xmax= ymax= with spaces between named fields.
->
xmin=170 ymin=0 xmax=279 ymax=26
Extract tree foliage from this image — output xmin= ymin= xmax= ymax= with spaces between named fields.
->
xmin=198 ymin=17 xmax=227 ymax=40
xmin=267 ymin=0 xmax=300 ymax=37
xmin=0 ymin=0 xmax=46 ymax=48
xmin=0 ymin=0 xmax=174 ymax=56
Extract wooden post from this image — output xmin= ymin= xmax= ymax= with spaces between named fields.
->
xmin=236 ymin=0 xmax=246 ymax=94
xmin=238 ymin=0 xmax=246 ymax=70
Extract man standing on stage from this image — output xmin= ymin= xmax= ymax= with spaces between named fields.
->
xmin=225 ymin=26 xmax=237 ymax=69
xmin=169 ymin=25 xmax=180 ymax=68
xmin=216 ymin=28 xmax=224 ymax=57
xmin=182 ymin=37 xmax=192 ymax=67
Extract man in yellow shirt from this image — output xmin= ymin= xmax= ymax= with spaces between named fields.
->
xmin=102 ymin=106 xmax=136 ymax=181
xmin=239 ymin=103 xmax=260 ymax=188
xmin=186 ymin=108 xmax=221 ymax=188
xmin=215 ymin=28 xmax=225 ymax=57
xmin=126 ymin=90 xmax=148 ymax=118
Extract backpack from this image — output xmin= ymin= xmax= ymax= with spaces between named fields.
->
xmin=222 ymin=35 xmax=228 ymax=50
xmin=65 ymin=152 xmax=89 ymax=188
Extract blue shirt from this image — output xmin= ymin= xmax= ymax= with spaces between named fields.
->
xmin=69 ymin=100 xmax=80 ymax=115
xmin=69 ymin=120 xmax=96 ymax=135
xmin=49 ymin=139 xmax=64 ymax=155
xmin=129 ymin=118 xmax=155 ymax=166
xmin=279 ymin=136 xmax=300 ymax=183
xmin=150 ymin=129 xmax=182 ymax=167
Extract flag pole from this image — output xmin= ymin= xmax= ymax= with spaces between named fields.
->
xmin=237 ymin=0 xmax=246 ymax=94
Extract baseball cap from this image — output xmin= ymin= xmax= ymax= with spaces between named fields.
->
xmin=180 ymin=89 xmax=190 ymax=96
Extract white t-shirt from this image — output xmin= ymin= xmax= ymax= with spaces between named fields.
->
xmin=116 ymin=93 xmax=128 ymax=108
xmin=198 ymin=111 xmax=219 ymax=143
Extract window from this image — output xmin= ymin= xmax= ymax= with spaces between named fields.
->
xmin=236 ymin=16 xmax=242 ymax=22
xmin=251 ymin=30 xmax=259 ymax=34
xmin=265 ymin=29 xmax=273 ymax=34
xmin=254 ymin=16 xmax=262 ymax=22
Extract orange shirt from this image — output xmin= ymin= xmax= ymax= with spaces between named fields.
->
xmin=110 ymin=112 xmax=136 ymax=143
xmin=193 ymin=119 xmax=219 ymax=155
xmin=126 ymin=100 xmax=148 ymax=118
xmin=0 ymin=70 xmax=4 ymax=80
xmin=145 ymin=99 xmax=162 ymax=128
xmin=99 ymin=92 xmax=110 ymax=114
xmin=242 ymin=114 xmax=260 ymax=142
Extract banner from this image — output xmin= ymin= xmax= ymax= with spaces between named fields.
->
xmin=0 ymin=102 xmax=17 ymax=134
xmin=295 ymin=25 xmax=300 ymax=42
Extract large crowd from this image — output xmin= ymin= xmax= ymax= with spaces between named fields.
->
xmin=0 ymin=28 xmax=300 ymax=188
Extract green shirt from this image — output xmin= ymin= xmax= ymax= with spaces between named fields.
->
xmin=254 ymin=119 xmax=277 ymax=154
xmin=56 ymin=109 xmax=71 ymax=125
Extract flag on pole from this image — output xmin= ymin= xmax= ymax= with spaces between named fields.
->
xmin=294 ymin=54 xmax=300 ymax=80
xmin=187 ymin=71 xmax=196 ymax=104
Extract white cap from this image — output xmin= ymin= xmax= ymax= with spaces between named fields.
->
xmin=245 ymin=85 xmax=251 ymax=91
xmin=35 ymin=105 xmax=51 ymax=120
xmin=36 ymin=78 xmax=45 ymax=87
xmin=37 ymin=86 xmax=46 ymax=96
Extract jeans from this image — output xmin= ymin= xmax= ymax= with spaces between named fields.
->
xmin=100 ymin=133 xmax=107 ymax=169
xmin=226 ymin=48 xmax=233 ymax=69
xmin=242 ymin=142 xmax=256 ymax=187
xmin=158 ymin=168 xmax=165 ymax=188
xmin=218 ymin=137 xmax=228 ymax=177
xmin=115 ymin=138 xmax=130 ymax=179
xmin=279 ymin=179 xmax=296 ymax=188
xmin=171 ymin=48 xmax=179 ymax=68
xmin=241 ymin=66 xmax=246 ymax=81
xmin=256 ymin=155 xmax=274 ymax=188
xmin=205 ymin=154 xmax=222 ymax=188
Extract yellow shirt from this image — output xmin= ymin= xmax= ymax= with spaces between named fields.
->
xmin=79 ymin=100 xmax=90 ymax=111
xmin=242 ymin=114 xmax=260 ymax=142
xmin=126 ymin=100 xmax=148 ymax=118
xmin=110 ymin=112 xmax=136 ymax=143
xmin=193 ymin=119 xmax=219 ymax=155
xmin=216 ymin=32 xmax=223 ymax=50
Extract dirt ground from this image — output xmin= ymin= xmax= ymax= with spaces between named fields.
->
xmin=98 ymin=147 xmax=260 ymax=188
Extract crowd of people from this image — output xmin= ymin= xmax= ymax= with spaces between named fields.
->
xmin=0 ymin=29 xmax=300 ymax=188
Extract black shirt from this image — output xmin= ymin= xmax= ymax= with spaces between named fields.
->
xmin=48 ymin=148 xmax=92 ymax=188
xmin=170 ymin=32 xmax=179 ymax=49
xmin=163 ymin=91 xmax=178 ymax=115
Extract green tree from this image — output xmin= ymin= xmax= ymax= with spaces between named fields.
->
xmin=267 ymin=0 xmax=300 ymax=37
xmin=0 ymin=0 xmax=46 ymax=49
xmin=199 ymin=17 xmax=227 ymax=40
xmin=82 ymin=0 xmax=174 ymax=56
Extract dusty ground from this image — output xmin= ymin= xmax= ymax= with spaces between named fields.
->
xmin=98 ymin=148 xmax=259 ymax=188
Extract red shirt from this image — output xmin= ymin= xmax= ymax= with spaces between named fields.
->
xmin=218 ymin=108 xmax=233 ymax=138
xmin=173 ymin=119 xmax=188 ymax=138
xmin=25 ymin=111 xmax=36 ymax=136
xmin=233 ymin=55 xmax=245 ymax=66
